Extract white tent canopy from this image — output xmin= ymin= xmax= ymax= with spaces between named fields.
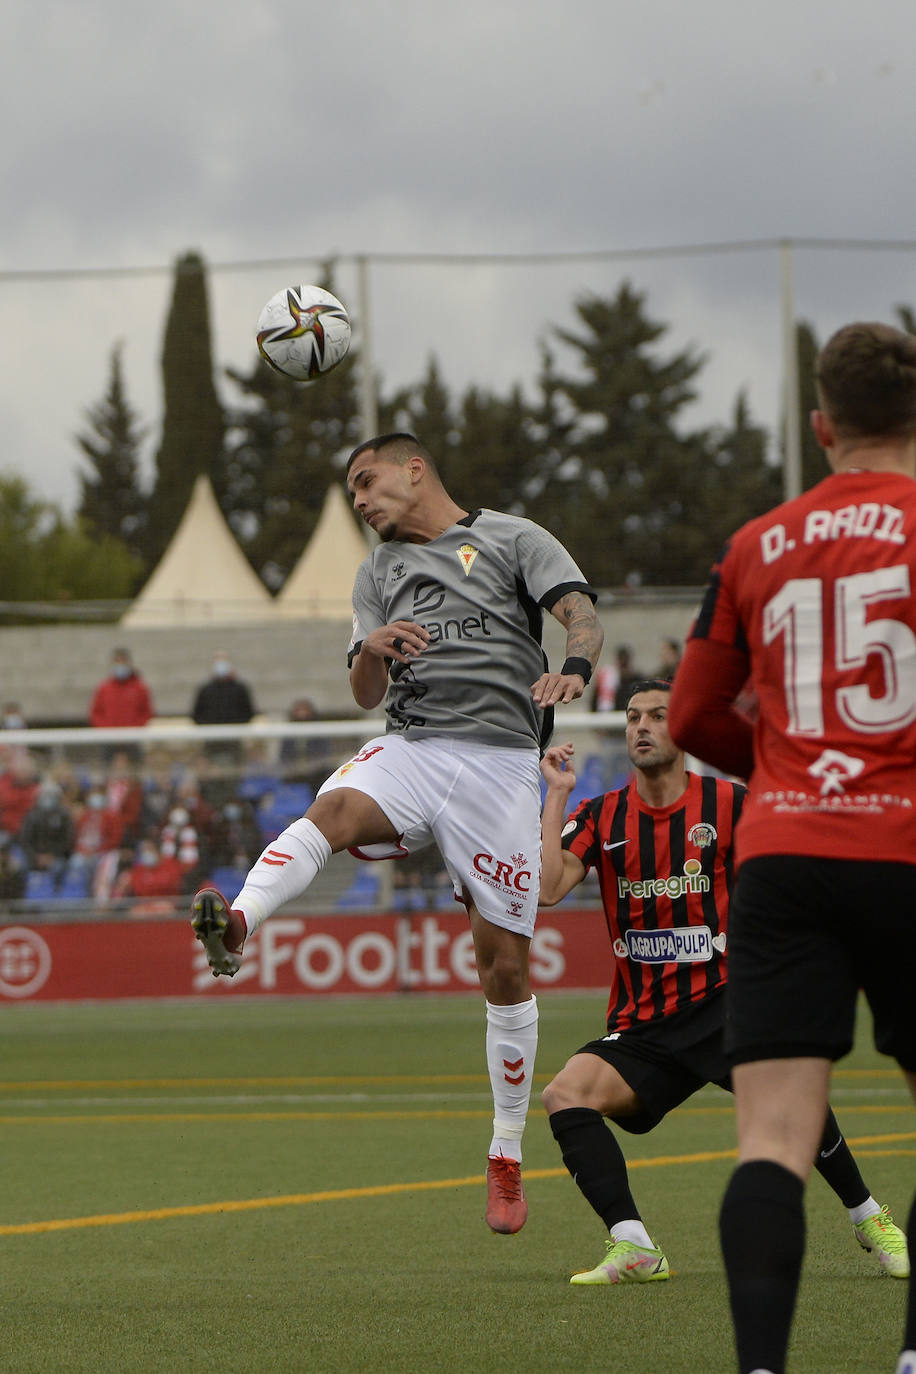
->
xmin=274 ymin=484 xmax=370 ymax=620
xmin=121 ymin=475 xmax=273 ymax=627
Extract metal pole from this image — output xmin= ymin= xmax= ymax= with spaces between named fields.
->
xmin=781 ymin=240 xmax=802 ymax=501
xmin=356 ymin=254 xmax=378 ymax=441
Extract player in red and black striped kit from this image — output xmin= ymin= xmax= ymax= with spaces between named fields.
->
xmin=540 ymin=679 xmax=908 ymax=1287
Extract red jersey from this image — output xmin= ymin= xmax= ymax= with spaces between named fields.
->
xmin=672 ymin=469 xmax=916 ymax=866
xmin=562 ymin=772 xmax=745 ymax=1031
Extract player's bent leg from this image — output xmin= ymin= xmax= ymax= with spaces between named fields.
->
xmin=192 ymin=789 xmax=399 ymax=976
xmin=814 ymin=1106 xmax=911 ymax=1278
xmin=544 ymin=1054 xmax=667 ymax=1283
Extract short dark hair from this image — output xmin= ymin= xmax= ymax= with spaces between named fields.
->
xmin=625 ymin=678 xmax=672 ymax=709
xmin=816 ymin=322 xmax=916 ymax=437
xmin=346 ymin=432 xmax=434 ymax=473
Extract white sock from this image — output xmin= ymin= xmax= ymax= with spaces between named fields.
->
xmin=611 ymin=1219 xmax=655 ymax=1250
xmin=486 ymin=996 xmax=538 ymax=1162
xmin=849 ymin=1196 xmax=880 ymax=1225
xmin=232 ymin=817 xmax=332 ymax=934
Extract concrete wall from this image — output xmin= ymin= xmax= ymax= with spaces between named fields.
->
xmin=0 ymin=592 xmax=702 ymax=726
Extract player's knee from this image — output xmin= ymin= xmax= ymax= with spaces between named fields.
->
xmin=480 ymin=955 xmax=528 ymax=1004
xmin=541 ymin=1076 xmax=574 ymax=1115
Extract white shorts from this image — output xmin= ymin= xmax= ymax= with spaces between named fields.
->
xmin=318 ymin=734 xmax=542 ymax=936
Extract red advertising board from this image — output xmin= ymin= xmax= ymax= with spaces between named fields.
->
xmin=0 ymin=909 xmax=612 ymax=1002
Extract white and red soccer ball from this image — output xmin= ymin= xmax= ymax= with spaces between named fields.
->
xmin=256 ymin=284 xmax=351 ymax=381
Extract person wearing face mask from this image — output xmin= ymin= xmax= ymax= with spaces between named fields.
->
xmin=89 ymin=648 xmax=154 ymax=730
xmin=19 ymin=781 xmax=75 ymax=888
xmin=191 ymin=653 xmax=255 ymax=727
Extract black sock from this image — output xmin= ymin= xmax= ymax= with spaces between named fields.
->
xmin=720 ymin=1160 xmax=805 ymax=1374
xmin=904 ymin=1194 xmax=916 ymax=1352
xmin=548 ymin=1106 xmax=640 ymax=1232
xmin=812 ymin=1108 xmax=868 ymax=1209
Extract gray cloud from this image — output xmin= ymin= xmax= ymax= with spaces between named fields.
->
xmin=2 ymin=0 xmax=916 ymax=511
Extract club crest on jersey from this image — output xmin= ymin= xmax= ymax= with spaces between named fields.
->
xmin=808 ymin=748 xmax=866 ymax=797
xmin=687 ymin=822 xmax=717 ymax=848
xmin=457 ymin=543 xmax=479 ymax=576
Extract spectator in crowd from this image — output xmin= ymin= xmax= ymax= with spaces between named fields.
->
xmin=113 ymin=836 xmax=184 ymax=905
xmin=1 ymin=703 xmax=26 ymax=730
xmin=69 ymin=787 xmax=125 ymax=886
xmin=208 ymin=798 xmax=264 ymax=872
xmin=191 ymin=652 xmax=255 ymax=726
xmin=0 ymin=751 xmax=40 ymax=837
xmin=137 ymin=766 xmax=175 ymax=836
xmin=19 ymin=781 xmax=75 ymax=889
xmin=0 ymin=830 xmax=26 ymax=903
xmin=191 ymin=651 xmax=256 ymax=777
xmin=592 ymin=646 xmax=645 ymax=713
xmin=278 ymin=698 xmax=338 ymax=792
xmin=89 ymin=648 xmax=154 ymax=730
xmin=102 ymin=750 xmax=145 ymax=848
xmin=653 ymin=637 xmax=682 ymax=682
xmin=172 ymin=774 xmax=216 ymax=844
xmin=158 ymin=805 xmax=205 ymax=889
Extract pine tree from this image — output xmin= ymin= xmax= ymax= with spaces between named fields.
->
xmin=449 ymin=383 xmax=538 ymax=513
xmin=75 ymin=341 xmax=148 ymax=570
xmin=533 ymin=283 xmax=709 ymax=586
xmin=705 ymin=392 xmax=781 ymax=560
xmin=145 ymin=251 xmax=224 ymax=567
xmin=796 ymin=321 xmax=828 ymax=491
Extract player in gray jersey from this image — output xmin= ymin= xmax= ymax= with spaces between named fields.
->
xmin=192 ymin=431 xmax=603 ymax=1234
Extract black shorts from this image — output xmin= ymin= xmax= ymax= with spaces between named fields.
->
xmin=726 ymin=854 xmax=916 ymax=1072
xmin=577 ymin=989 xmax=732 ymax=1134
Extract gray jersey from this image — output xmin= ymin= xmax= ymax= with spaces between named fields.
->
xmin=347 ymin=509 xmax=595 ymax=750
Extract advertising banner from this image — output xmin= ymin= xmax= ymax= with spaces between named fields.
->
xmin=0 ymin=909 xmax=612 ymax=1002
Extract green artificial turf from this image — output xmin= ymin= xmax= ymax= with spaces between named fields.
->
xmin=0 ymin=993 xmax=910 ymax=1373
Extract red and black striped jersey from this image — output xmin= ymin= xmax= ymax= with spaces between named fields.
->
xmin=562 ymin=771 xmax=746 ymax=1031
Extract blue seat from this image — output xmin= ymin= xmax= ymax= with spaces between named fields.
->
xmin=208 ymin=866 xmax=248 ymax=896
xmin=257 ymin=784 xmax=316 ymax=840
xmin=57 ymin=871 xmax=90 ymax=900
xmin=336 ymin=868 xmax=381 ymax=911
xmin=238 ymin=774 xmax=282 ymax=802
xmin=25 ymin=871 xmax=56 ymax=900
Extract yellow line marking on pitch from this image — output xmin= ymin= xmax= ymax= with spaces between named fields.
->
xmin=0 ymin=1074 xmax=492 ymax=1092
xmin=2 ymin=1136 xmax=914 ymax=1238
xmin=1 ymin=1104 xmax=912 ymax=1126
xmin=0 ymin=1110 xmax=495 ymax=1125
xmin=0 ymin=1067 xmax=901 ymax=1092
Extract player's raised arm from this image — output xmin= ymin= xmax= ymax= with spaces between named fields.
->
xmin=531 ymin=590 xmax=604 ymax=708
xmin=539 ymin=743 xmax=587 ymax=906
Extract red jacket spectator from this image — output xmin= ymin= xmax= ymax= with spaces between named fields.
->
xmin=73 ymin=794 xmax=126 ymax=857
xmin=0 ymin=753 xmax=40 ymax=835
xmin=114 ymin=842 xmax=184 ymax=900
xmin=89 ymin=649 xmax=154 ymax=728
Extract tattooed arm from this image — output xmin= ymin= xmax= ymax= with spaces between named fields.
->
xmin=531 ymin=590 xmax=604 ymax=709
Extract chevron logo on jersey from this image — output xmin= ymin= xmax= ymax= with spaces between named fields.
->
xmin=457 ymin=543 xmax=479 ymax=575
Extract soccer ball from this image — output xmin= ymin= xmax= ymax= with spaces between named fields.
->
xmin=256 ymin=285 xmax=352 ymax=381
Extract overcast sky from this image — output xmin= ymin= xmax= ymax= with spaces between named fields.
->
xmin=3 ymin=0 xmax=916 ymax=515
